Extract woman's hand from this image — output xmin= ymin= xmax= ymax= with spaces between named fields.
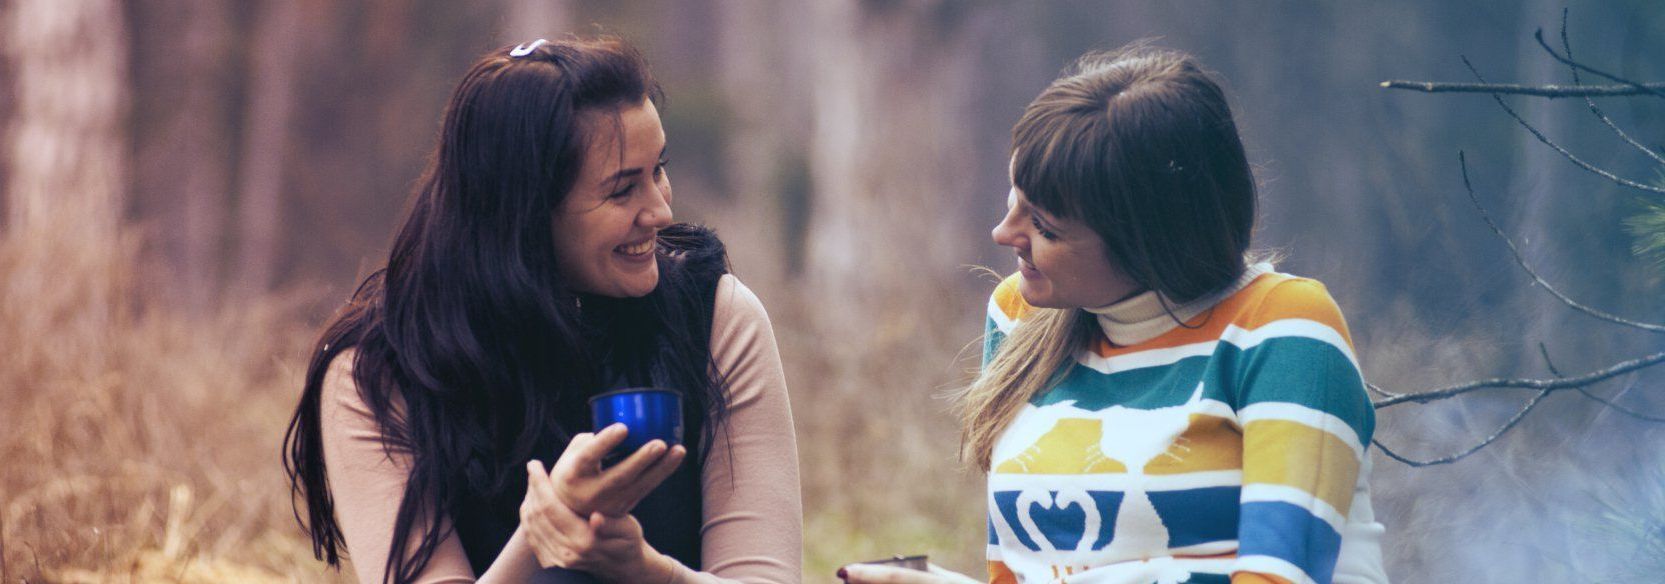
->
xmin=838 ymin=563 xmax=983 ymax=584
xmin=551 ymin=423 xmax=687 ymax=516
xmin=522 ymin=460 xmax=680 ymax=582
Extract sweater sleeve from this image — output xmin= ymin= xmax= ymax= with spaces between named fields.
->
xmin=1229 ymin=279 xmax=1376 ymax=584
xmin=319 ymin=351 xmax=546 ymax=584
xmin=663 ymin=274 xmax=803 ymax=584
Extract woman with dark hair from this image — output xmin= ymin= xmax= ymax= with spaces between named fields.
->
xmin=284 ymin=36 xmax=801 ymax=584
xmin=842 ymin=45 xmax=1386 ymax=584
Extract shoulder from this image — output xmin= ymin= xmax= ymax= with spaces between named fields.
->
xmin=317 ymin=348 xmax=379 ymax=433
xmin=320 ymin=349 xmax=360 ymax=405
xmin=987 ymin=273 xmax=1032 ymax=333
xmin=713 ymin=274 xmax=771 ymax=334
xmin=1229 ymin=272 xmax=1351 ymax=335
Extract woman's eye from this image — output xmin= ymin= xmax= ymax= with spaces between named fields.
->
xmin=653 ymin=157 xmax=670 ymax=179
xmin=1031 ymin=216 xmax=1058 ymax=241
xmin=608 ymin=185 xmax=633 ymax=200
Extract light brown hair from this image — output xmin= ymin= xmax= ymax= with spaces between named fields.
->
xmin=959 ymin=43 xmax=1256 ymax=470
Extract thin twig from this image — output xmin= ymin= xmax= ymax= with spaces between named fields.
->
xmin=1541 ymin=343 xmax=1664 ymax=438
xmin=1576 ymin=386 xmax=1665 ymax=423
xmin=1366 ymin=381 xmax=1403 ymax=399
xmin=1379 ymin=80 xmax=1665 ymax=98
xmin=1534 ymin=28 xmax=1665 ymax=101
xmin=1373 ymin=349 xmax=1665 ymax=408
xmin=1538 ymin=342 xmax=1565 ymax=377
xmin=1374 ymin=386 xmax=1556 ymax=466
xmin=1557 ymin=9 xmax=1665 ymax=165
xmin=1457 ymin=152 xmax=1665 ymax=332
xmin=1462 ymin=57 xmax=1665 ymax=195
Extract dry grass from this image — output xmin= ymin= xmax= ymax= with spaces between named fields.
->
xmin=0 ymin=216 xmax=346 ymax=583
xmin=768 ymin=276 xmax=990 ymax=579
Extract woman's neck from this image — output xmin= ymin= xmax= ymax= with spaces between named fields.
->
xmin=1084 ymin=263 xmax=1272 ymax=346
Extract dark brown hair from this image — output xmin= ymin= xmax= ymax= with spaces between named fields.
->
xmin=283 ymin=36 xmax=726 ymax=583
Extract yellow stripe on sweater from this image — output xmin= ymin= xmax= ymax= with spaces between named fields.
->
xmin=1242 ymin=419 xmax=1359 ymax=514
xmin=993 ymin=418 xmax=1127 ymax=475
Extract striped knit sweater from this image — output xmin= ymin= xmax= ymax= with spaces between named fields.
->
xmin=982 ymin=266 xmax=1385 ymax=584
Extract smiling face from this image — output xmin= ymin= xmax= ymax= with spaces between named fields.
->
xmin=552 ymin=99 xmax=672 ymax=298
xmin=990 ymin=182 xmax=1142 ymax=309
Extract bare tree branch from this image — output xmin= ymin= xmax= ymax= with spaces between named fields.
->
xmin=1544 ymin=341 xmax=1665 ymax=422
xmin=1379 ymin=80 xmax=1665 ymax=98
xmin=1372 ymin=12 xmax=1665 ymax=468
xmin=1372 ymin=349 xmax=1665 ymax=408
xmin=1462 ymin=58 xmax=1665 ymax=195
xmin=1371 ymin=341 xmax=1661 ymax=467
xmin=1457 ymin=152 xmax=1665 ymax=332
xmin=1375 ymin=386 xmax=1556 ymax=467
xmin=1557 ymin=9 xmax=1665 ymax=165
xmin=1534 ymin=28 xmax=1665 ymax=101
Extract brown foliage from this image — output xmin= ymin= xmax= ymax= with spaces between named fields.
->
xmin=0 ymin=213 xmax=345 ymax=583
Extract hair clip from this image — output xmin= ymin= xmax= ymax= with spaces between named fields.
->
xmin=510 ymin=38 xmax=549 ymax=58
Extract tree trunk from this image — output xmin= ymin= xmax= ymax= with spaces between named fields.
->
xmin=130 ymin=0 xmax=234 ymax=315
xmin=2 ymin=0 xmax=127 ymax=235
xmin=230 ymin=0 xmax=305 ymax=298
xmin=0 ymin=0 xmax=130 ymax=360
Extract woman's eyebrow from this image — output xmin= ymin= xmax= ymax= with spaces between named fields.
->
xmin=599 ymin=146 xmax=668 ymax=187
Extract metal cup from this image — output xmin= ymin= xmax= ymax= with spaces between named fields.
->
xmin=588 ymin=388 xmax=683 ymax=460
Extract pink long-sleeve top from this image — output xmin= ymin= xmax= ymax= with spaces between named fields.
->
xmin=320 ymin=275 xmax=803 ymax=583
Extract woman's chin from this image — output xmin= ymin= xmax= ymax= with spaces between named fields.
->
xmin=1016 ymin=278 xmax=1059 ymax=309
xmin=614 ymin=269 xmax=660 ymax=298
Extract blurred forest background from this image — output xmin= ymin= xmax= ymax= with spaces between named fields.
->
xmin=3 ymin=0 xmax=1664 ymax=582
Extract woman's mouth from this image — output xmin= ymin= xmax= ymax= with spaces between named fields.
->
xmin=616 ymin=237 xmax=656 ymax=258
xmin=1018 ymin=255 xmax=1040 ymax=277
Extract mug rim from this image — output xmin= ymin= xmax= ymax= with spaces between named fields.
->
xmin=587 ymin=387 xmax=679 ymax=405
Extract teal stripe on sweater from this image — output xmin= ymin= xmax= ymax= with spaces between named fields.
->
xmin=1015 ymin=337 xmax=1371 ymax=442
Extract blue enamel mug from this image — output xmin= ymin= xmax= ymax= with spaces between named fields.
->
xmin=588 ymin=388 xmax=683 ymax=459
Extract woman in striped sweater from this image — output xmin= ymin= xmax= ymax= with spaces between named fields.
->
xmin=842 ymin=44 xmax=1388 ymax=584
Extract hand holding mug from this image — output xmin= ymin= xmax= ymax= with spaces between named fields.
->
xmin=550 ymin=423 xmax=686 ymax=517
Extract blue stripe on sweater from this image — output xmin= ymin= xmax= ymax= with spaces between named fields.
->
xmin=1239 ymin=500 xmax=1342 ymax=584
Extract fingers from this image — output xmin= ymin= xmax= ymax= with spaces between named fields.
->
xmin=840 ymin=564 xmax=945 ymax=584
xmin=926 ymin=564 xmax=983 ymax=584
xmin=598 ymin=438 xmax=668 ymax=488
xmin=524 ymin=460 xmax=599 ymax=555
xmin=629 ymin=444 xmax=686 ymax=498
xmin=595 ymin=442 xmax=685 ymax=515
xmin=555 ymin=425 xmax=625 ymax=474
xmin=523 ymin=461 xmax=558 ymax=567
xmin=526 ymin=460 xmax=559 ymax=507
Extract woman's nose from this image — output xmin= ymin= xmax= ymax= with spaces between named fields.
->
xmin=640 ymin=184 xmax=673 ymax=228
xmin=992 ymin=208 xmax=1022 ymax=248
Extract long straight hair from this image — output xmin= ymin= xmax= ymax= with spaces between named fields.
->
xmin=282 ymin=37 xmax=727 ymax=583
xmin=959 ymin=44 xmax=1258 ymax=470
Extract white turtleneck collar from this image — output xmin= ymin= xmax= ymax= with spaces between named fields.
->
xmin=1084 ymin=262 xmax=1274 ymax=347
